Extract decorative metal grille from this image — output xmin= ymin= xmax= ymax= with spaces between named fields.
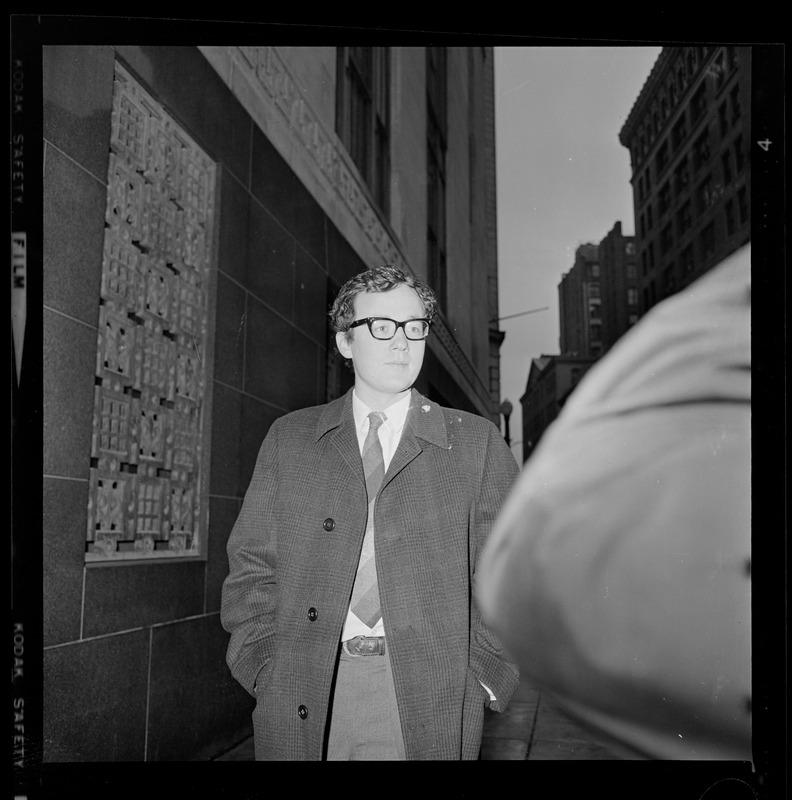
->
xmin=86 ymin=62 xmax=216 ymax=561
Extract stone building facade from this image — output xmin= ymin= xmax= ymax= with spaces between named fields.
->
xmin=619 ymin=46 xmax=751 ymax=313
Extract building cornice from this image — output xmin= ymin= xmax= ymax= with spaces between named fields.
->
xmin=619 ymin=48 xmax=669 ymax=145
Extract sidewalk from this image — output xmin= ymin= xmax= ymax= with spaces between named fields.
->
xmin=481 ymin=678 xmax=620 ymax=760
xmin=214 ymin=678 xmax=621 ymax=761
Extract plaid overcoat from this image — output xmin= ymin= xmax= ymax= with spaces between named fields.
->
xmin=221 ymin=388 xmax=520 ymax=760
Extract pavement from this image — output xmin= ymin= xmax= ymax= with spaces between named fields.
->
xmin=481 ymin=678 xmax=620 ymax=760
xmin=214 ymin=678 xmax=621 ymax=761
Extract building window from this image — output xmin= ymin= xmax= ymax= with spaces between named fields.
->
xmin=696 ymin=174 xmax=714 ymax=214
xmin=693 ymin=128 xmax=711 ymax=172
xmin=677 ymin=200 xmax=692 ymax=235
xmin=734 ymin=134 xmax=745 ymax=173
xmin=686 ymin=49 xmax=696 ymax=76
xmin=711 ymin=49 xmax=728 ymax=91
xmin=674 ymin=156 xmax=690 ymax=194
xmin=718 ymin=102 xmax=729 ymax=138
xmin=725 ymin=198 xmax=736 ymax=236
xmin=730 ymin=84 xmax=742 ymax=124
xmin=655 ymin=140 xmax=669 ymax=178
xmin=660 ymin=222 xmax=674 ymax=255
xmin=662 ymin=264 xmax=677 ymax=296
xmin=626 ymin=262 xmax=637 ymax=279
xmin=721 ymin=151 xmax=733 ymax=186
xmin=690 ymin=82 xmax=708 ymax=123
xmin=426 ymin=46 xmax=448 ymax=310
xmin=646 ymin=202 xmax=654 ymax=230
xmin=671 ymin=115 xmax=688 ymax=150
xmin=87 ymin=62 xmax=216 ymax=561
xmin=738 ymin=186 xmax=749 ymax=226
xmin=627 ymin=287 xmax=639 ymax=306
xmin=625 ymin=242 xmax=635 ymax=256
xmin=336 ymin=47 xmax=391 ymax=213
xmin=489 ymin=365 xmax=500 ymax=394
xmin=700 ymin=220 xmax=716 ymax=260
xmin=659 ymin=181 xmax=672 ymax=215
xmin=590 ymin=263 xmax=600 ymax=278
xmin=680 ymin=243 xmax=695 ymax=275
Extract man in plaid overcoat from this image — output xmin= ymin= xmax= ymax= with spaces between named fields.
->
xmin=221 ymin=265 xmax=519 ymax=760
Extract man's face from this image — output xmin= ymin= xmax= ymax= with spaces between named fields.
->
xmin=336 ymin=284 xmax=427 ymax=409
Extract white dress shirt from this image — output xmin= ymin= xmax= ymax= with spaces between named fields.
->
xmin=340 ymin=390 xmax=411 ymax=640
xmin=340 ymin=391 xmax=497 ymax=704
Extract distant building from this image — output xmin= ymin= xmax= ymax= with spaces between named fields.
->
xmin=524 ymin=45 xmax=751 ymax=464
xmin=599 ymin=221 xmax=640 ymax=353
xmin=558 ymin=243 xmax=602 ymax=358
xmin=519 ymin=354 xmax=596 ymax=462
xmin=619 ymin=45 xmax=751 ymax=313
xmin=521 ymin=242 xmax=605 ymax=463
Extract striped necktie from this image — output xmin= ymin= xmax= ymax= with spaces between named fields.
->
xmin=350 ymin=411 xmax=387 ymax=628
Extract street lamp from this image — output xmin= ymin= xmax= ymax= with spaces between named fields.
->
xmin=499 ymin=399 xmax=513 ymax=447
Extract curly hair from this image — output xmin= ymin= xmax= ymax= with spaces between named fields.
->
xmin=328 ymin=265 xmax=438 ymax=334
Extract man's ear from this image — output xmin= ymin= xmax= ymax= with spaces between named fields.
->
xmin=336 ymin=330 xmax=353 ymax=359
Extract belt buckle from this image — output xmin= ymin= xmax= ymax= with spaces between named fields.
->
xmin=344 ymin=635 xmax=384 ymax=656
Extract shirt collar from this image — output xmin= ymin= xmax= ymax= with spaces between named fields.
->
xmin=352 ymin=389 xmax=411 ymax=433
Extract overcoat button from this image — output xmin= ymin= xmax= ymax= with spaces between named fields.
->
xmin=298 ymin=705 xmax=308 ymax=719
xmin=308 ymin=607 xmax=318 ymax=621
xmin=323 ymin=518 xmax=335 ymax=531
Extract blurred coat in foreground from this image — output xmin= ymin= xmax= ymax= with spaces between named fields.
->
xmin=477 ymin=244 xmax=751 ymax=761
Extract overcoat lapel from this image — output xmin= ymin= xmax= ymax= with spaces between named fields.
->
xmin=315 ymin=390 xmax=365 ymax=485
xmin=313 ymin=388 xmax=449 ymax=492
xmin=383 ymin=389 xmax=448 ymax=488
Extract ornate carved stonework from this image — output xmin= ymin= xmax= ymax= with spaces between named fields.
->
xmin=86 ymin=62 xmax=216 ymax=561
xmin=240 ymin=46 xmax=406 ymax=269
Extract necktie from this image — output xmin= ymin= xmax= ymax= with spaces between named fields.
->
xmin=350 ymin=411 xmax=387 ymax=628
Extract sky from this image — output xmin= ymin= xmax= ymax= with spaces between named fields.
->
xmin=493 ymin=45 xmax=663 ymax=458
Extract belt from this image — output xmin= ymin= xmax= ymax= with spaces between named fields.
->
xmin=342 ymin=635 xmax=386 ymax=656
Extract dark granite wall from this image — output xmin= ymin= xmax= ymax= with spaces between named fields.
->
xmin=42 ymin=44 xmax=364 ymax=761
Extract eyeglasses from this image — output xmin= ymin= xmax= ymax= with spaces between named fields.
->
xmin=347 ymin=317 xmax=431 ymax=340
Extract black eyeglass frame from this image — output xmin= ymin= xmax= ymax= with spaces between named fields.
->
xmin=347 ymin=317 xmax=432 ymax=340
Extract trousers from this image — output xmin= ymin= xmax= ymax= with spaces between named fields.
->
xmin=326 ymin=646 xmax=407 ymax=760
